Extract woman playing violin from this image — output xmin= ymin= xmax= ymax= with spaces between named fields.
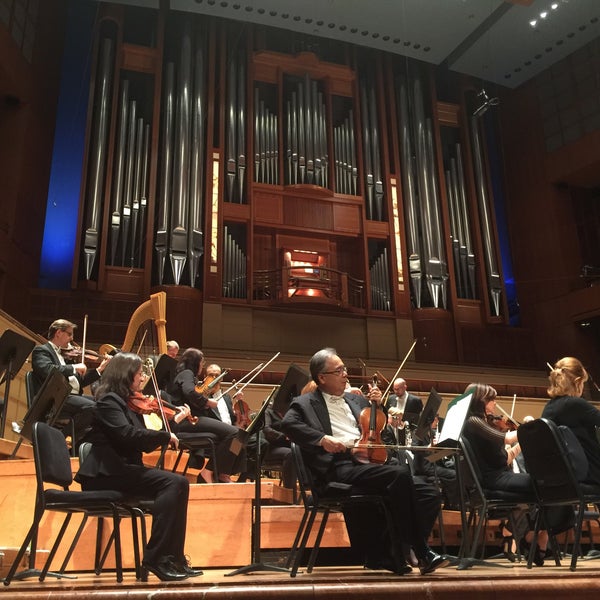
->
xmin=166 ymin=348 xmax=243 ymax=484
xmin=462 ymin=383 xmax=549 ymax=565
xmin=74 ymin=352 xmax=201 ymax=581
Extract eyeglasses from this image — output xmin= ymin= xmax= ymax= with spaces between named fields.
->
xmin=321 ymin=366 xmax=348 ymax=376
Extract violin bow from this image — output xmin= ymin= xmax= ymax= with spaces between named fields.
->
xmin=383 ymin=339 xmax=417 ymax=406
xmin=80 ymin=314 xmax=88 ymax=366
xmin=145 ymin=358 xmax=172 ymax=434
xmin=212 ymin=362 xmax=265 ymax=404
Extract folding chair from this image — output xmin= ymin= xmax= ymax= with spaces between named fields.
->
xmin=456 ymin=437 xmax=534 ymax=568
xmin=287 ymin=442 xmax=397 ymax=577
xmin=517 ymin=418 xmax=600 ymax=570
xmin=3 ymin=422 xmax=129 ymax=585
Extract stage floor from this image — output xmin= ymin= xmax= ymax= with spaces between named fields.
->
xmin=3 ymin=555 xmax=600 ymax=600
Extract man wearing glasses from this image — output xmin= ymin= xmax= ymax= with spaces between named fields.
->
xmin=281 ymin=347 xmax=447 ymax=576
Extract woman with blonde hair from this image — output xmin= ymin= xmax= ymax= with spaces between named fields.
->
xmin=542 ymin=356 xmax=600 ymax=485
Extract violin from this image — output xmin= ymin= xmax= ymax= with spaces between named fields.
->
xmin=61 ymin=343 xmax=109 ymax=365
xmin=486 ymin=413 xmax=517 ymax=432
xmin=127 ymin=391 xmax=200 ymax=425
xmin=352 ymin=375 xmax=388 ymax=464
xmin=232 ymin=390 xmax=252 ymax=429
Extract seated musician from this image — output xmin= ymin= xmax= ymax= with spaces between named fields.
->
xmin=462 ymin=383 xmax=550 ymax=565
xmin=75 ymin=352 xmax=201 ymax=581
xmin=281 ymin=347 xmax=448 ymax=575
xmin=31 ymin=319 xmax=109 ymax=447
xmin=166 ymin=348 xmax=242 ymax=484
xmin=202 ymin=363 xmax=267 ymax=484
xmin=387 ymin=377 xmax=423 ymax=425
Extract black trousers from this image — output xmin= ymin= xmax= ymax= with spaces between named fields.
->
xmin=332 ymin=460 xmax=440 ymax=563
xmin=80 ymin=465 xmax=189 ymax=565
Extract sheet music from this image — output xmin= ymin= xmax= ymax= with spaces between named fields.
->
xmin=437 ymin=391 xmax=472 ymax=447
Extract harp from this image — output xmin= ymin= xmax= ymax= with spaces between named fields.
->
xmin=120 ymin=292 xmax=167 ymax=356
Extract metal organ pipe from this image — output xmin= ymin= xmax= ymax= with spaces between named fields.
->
xmin=470 ymin=115 xmax=502 ymax=316
xmin=170 ymin=21 xmax=193 ymax=285
xmin=396 ymin=74 xmax=423 ymax=308
xmin=83 ymin=37 xmax=114 ymax=279
xmin=110 ymin=79 xmax=129 ymax=266
xmin=155 ymin=62 xmax=175 ymax=284
xmin=121 ymin=98 xmax=136 ymax=267
xmin=188 ymin=33 xmax=206 ymax=285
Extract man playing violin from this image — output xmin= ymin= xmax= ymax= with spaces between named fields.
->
xmin=31 ymin=319 xmax=110 ymax=448
xmin=281 ymin=347 xmax=448 ymax=576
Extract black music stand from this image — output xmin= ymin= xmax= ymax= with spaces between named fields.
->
xmin=272 ymin=363 xmax=310 ymax=415
xmin=143 ymin=353 xmax=177 ymax=395
xmin=226 ymin=387 xmax=289 ymax=576
xmin=414 ymin=388 xmax=443 ymax=443
xmin=10 ymin=368 xmax=71 ymax=459
xmin=0 ymin=330 xmax=36 ymax=439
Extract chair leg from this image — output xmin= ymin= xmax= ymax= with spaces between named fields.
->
xmin=570 ymin=503 xmax=586 ymax=571
xmin=286 ymin=508 xmax=309 ymax=569
xmin=2 ymin=520 xmax=39 ymax=585
xmin=40 ymin=513 xmax=76 ymax=581
xmin=306 ymin=511 xmax=330 ymax=573
xmin=290 ymin=508 xmax=319 ymax=577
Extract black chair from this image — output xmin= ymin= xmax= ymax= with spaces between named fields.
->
xmin=457 ymin=437 xmax=533 ymax=566
xmin=25 ymin=370 xmax=77 ymax=457
xmin=287 ymin=442 xmax=397 ymax=577
xmin=517 ymin=418 xmax=600 ymax=570
xmin=2 ymin=422 xmax=129 ymax=585
xmin=170 ymin=431 xmax=220 ymax=480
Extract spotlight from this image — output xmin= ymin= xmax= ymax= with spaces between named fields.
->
xmin=472 ymin=89 xmax=499 ymax=117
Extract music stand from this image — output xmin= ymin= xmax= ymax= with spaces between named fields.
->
xmin=414 ymin=388 xmax=443 ymax=443
xmin=226 ymin=387 xmax=289 ymax=576
xmin=10 ymin=369 xmax=71 ymax=459
xmin=0 ymin=330 xmax=36 ymax=438
xmin=272 ymin=363 xmax=310 ymax=416
xmin=143 ymin=353 xmax=177 ymax=395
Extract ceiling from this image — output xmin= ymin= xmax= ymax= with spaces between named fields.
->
xmin=104 ymin=0 xmax=600 ymax=89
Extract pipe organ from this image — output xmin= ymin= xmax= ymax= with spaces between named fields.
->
xmin=72 ymin=5 xmax=510 ymax=361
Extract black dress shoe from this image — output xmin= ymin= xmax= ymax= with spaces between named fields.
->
xmin=364 ymin=557 xmax=413 ymax=575
xmin=142 ymin=556 xmax=188 ymax=581
xmin=174 ymin=556 xmax=204 ymax=577
xmin=418 ymin=549 xmax=450 ymax=575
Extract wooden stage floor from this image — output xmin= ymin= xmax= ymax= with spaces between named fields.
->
xmin=3 ymin=556 xmax=600 ymax=600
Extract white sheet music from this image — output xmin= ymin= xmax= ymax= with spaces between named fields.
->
xmin=437 ymin=391 xmax=472 ymax=446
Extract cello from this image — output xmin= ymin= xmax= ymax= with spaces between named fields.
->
xmin=352 ymin=375 xmax=388 ymax=464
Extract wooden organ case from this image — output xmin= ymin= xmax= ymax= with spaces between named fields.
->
xmin=70 ymin=5 xmax=526 ymax=366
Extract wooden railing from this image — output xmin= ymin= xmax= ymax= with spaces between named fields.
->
xmin=253 ymin=266 xmax=365 ymax=309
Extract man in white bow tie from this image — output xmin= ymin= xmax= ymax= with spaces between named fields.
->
xmin=282 ymin=347 xmax=448 ymax=576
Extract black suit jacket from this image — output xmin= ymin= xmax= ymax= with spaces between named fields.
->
xmin=387 ymin=392 xmax=423 ymax=421
xmin=281 ymin=388 xmax=367 ymax=479
xmin=76 ymin=392 xmax=170 ymax=478
xmin=31 ymin=342 xmax=101 ymax=396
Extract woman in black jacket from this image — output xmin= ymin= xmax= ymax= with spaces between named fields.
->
xmin=75 ymin=352 xmax=200 ymax=581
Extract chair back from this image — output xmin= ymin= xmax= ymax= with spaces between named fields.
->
xmin=457 ymin=436 xmax=486 ymax=509
xmin=78 ymin=441 xmax=92 ymax=465
xmin=25 ymin=370 xmax=36 ymax=408
xmin=33 ymin=421 xmax=74 ymax=489
xmin=290 ymin=442 xmax=315 ymax=508
xmin=517 ymin=418 xmax=586 ymax=503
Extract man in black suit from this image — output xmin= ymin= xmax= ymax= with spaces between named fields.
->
xmin=31 ymin=319 xmax=108 ymax=445
xmin=387 ymin=377 xmax=423 ymax=426
xmin=281 ymin=347 xmax=448 ymax=576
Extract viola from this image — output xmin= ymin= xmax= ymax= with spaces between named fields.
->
xmin=352 ymin=375 xmax=388 ymax=464
xmin=195 ymin=369 xmax=229 ymax=395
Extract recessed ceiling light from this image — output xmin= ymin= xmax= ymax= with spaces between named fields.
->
xmin=530 ymin=19 xmax=537 ymax=27
xmin=540 ymin=11 xmax=548 ymax=19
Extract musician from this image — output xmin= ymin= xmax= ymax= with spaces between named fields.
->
xmin=387 ymin=378 xmax=423 ymax=425
xmin=166 ymin=348 xmax=242 ymax=484
xmin=166 ymin=340 xmax=180 ymax=359
xmin=542 ymin=356 xmax=600 ymax=485
xmin=202 ymin=363 xmax=262 ymax=484
xmin=381 ymin=406 xmax=411 ymax=467
xmin=462 ymin=383 xmax=548 ymax=565
xmin=281 ymin=347 xmax=448 ymax=576
xmin=31 ymin=319 xmax=109 ymax=446
xmin=75 ymin=352 xmax=201 ymax=581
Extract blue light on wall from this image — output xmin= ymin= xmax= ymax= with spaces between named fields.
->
xmin=39 ymin=1 xmax=95 ymax=289
xmin=484 ymin=110 xmax=520 ymax=326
